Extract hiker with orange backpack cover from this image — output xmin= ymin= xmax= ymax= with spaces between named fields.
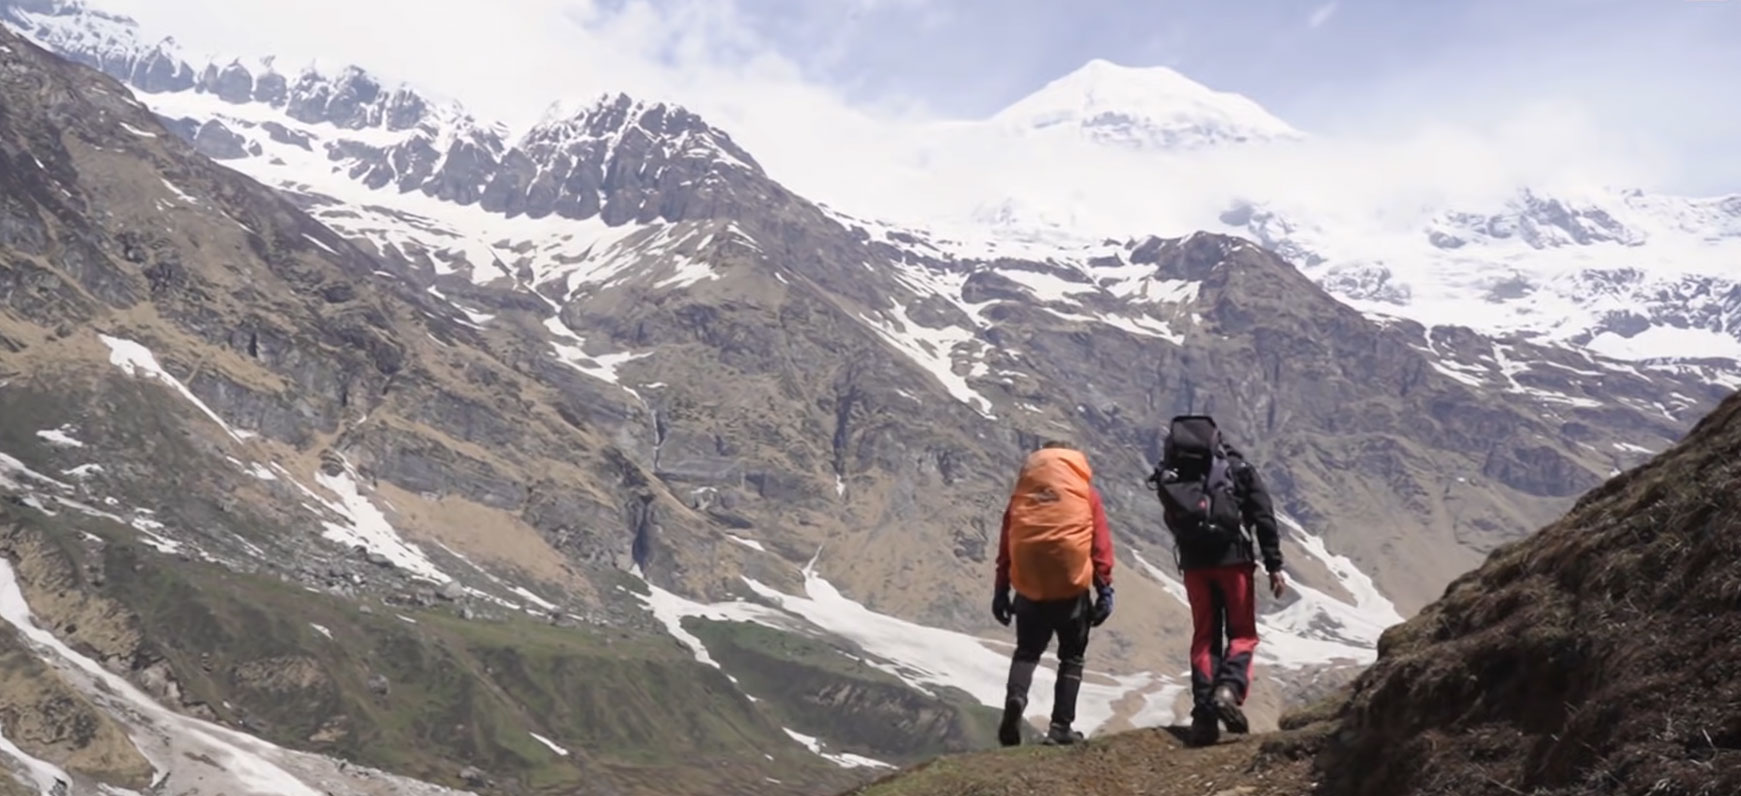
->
xmin=991 ymin=441 xmax=1116 ymax=747
xmin=1148 ymin=415 xmax=1287 ymax=747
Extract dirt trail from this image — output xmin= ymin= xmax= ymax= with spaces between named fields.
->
xmin=843 ymin=725 xmax=1318 ymax=796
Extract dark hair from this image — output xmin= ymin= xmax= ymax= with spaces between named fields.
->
xmin=1041 ymin=440 xmax=1073 ymax=450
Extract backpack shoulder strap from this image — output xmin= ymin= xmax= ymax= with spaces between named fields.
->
xmin=1207 ymin=453 xmax=1231 ymax=486
xmin=1220 ymin=446 xmax=1253 ymax=483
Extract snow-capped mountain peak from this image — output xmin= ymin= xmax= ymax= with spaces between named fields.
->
xmin=991 ymin=57 xmax=1302 ymax=150
xmin=524 ymin=92 xmax=763 ymax=176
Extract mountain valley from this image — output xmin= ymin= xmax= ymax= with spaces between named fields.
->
xmin=0 ymin=1 xmax=1737 ymax=793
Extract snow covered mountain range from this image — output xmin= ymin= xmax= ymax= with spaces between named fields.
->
xmin=0 ymin=0 xmax=1737 ymax=793
xmin=6 ymin=0 xmax=1736 ymax=369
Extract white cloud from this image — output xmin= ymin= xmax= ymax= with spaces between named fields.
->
xmin=842 ymin=98 xmax=1664 ymax=245
xmin=96 ymin=0 xmax=823 ymax=128
xmin=1307 ymin=2 xmax=1338 ymax=29
xmin=82 ymin=0 xmax=1725 ymax=240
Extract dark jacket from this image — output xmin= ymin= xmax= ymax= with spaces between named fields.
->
xmin=1168 ymin=446 xmax=1283 ymax=573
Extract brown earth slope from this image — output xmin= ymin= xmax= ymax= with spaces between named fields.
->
xmin=848 ymin=386 xmax=1741 ymax=796
xmin=844 ymin=728 xmax=1314 ymax=796
xmin=1317 ymin=387 xmax=1741 ymax=796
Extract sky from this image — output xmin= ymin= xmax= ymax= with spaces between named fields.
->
xmin=93 ymin=0 xmax=1741 ymax=204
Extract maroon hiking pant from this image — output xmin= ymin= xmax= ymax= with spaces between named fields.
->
xmin=1184 ymin=562 xmax=1259 ymax=713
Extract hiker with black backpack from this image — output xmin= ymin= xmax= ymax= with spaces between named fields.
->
xmin=1146 ymin=415 xmax=1286 ymax=747
xmin=991 ymin=441 xmax=1116 ymax=748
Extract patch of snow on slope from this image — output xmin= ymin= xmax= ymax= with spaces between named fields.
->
xmin=1130 ymin=551 xmax=1190 ymax=607
xmin=35 ymin=426 xmax=84 ymax=447
xmin=1490 ymin=343 xmax=1603 ymax=408
xmin=1429 ymin=360 xmax=1487 ymax=388
xmin=1252 ymin=516 xmax=1406 ymax=667
xmin=0 ymin=451 xmax=72 ymax=492
xmin=544 ymin=316 xmax=649 ymax=387
xmin=427 ymin=542 xmax=543 ymax=612
xmin=885 ymin=259 xmax=997 ymax=329
xmin=1098 ymin=268 xmax=1200 ymax=304
xmin=782 ymin=728 xmax=893 ymax=770
xmin=630 ymin=567 xmax=797 ymax=669
xmin=739 ymin=556 xmax=1166 ymax=735
xmin=99 ymin=334 xmax=244 ymax=442
xmin=311 ymin=466 xmax=451 ymax=583
xmin=1123 ymin=682 xmax=1191 ymax=730
xmin=1095 ymin=311 xmax=1184 ymax=343
xmin=510 ymin=587 xmax=558 ymax=612
xmin=302 ymin=233 xmax=338 ymax=256
xmin=309 ymin=623 xmax=333 ymax=640
xmin=159 ymin=178 xmax=198 ymax=205
xmin=652 ymin=255 xmax=718 ymax=289
xmin=120 ymin=121 xmax=157 ymax=138
xmin=0 ymin=718 xmax=70 ymax=795
xmin=1588 ymin=325 xmax=1741 ymax=362
xmin=62 ymin=463 xmax=104 ymax=479
xmin=995 ymin=267 xmax=1101 ymax=302
xmin=529 ymin=733 xmax=569 ymax=757
xmin=128 ymin=516 xmax=183 ymax=555
xmin=1282 ymin=516 xmax=1405 ymax=629
xmin=857 ymin=301 xmax=995 ymax=418
xmin=727 ymin=534 xmax=766 ymax=552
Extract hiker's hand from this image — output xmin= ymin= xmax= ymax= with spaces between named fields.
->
xmin=1268 ymin=571 xmax=1287 ymax=599
xmin=992 ymin=588 xmax=1012 ymax=626
xmin=1091 ymin=584 xmax=1114 ymax=627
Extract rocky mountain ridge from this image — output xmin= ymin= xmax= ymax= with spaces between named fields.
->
xmin=0 ymin=20 xmax=1009 ymax=793
xmin=847 ymin=61 xmax=1741 ymax=370
xmin=1219 ymin=187 xmax=1741 ymax=363
xmin=0 ymin=3 xmax=1737 ymax=794
xmin=4 ymin=0 xmax=1731 ymax=693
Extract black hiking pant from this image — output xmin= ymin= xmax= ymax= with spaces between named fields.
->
xmin=1004 ymin=590 xmax=1092 ymax=728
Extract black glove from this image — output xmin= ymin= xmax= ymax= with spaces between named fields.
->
xmin=992 ymin=588 xmax=1012 ymax=626
xmin=1091 ymin=583 xmax=1114 ymax=627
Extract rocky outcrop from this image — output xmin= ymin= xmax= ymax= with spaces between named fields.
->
xmin=1315 ymin=390 xmax=1741 ymax=796
xmin=5 ymin=0 xmax=767 ymax=234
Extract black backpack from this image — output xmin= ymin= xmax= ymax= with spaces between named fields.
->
xmin=1147 ymin=415 xmax=1247 ymax=550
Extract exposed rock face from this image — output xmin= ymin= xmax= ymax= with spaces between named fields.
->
xmin=0 ymin=7 xmax=1735 ymax=796
xmin=0 ymin=21 xmax=849 ymax=794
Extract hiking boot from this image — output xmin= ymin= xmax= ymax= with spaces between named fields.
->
xmin=1213 ymin=684 xmax=1249 ymax=735
xmin=997 ymin=696 xmax=1026 ymax=747
xmin=1041 ymin=723 xmax=1084 ymax=746
xmin=1189 ymin=711 xmax=1220 ymax=747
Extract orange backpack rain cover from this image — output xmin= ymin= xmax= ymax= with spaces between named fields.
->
xmin=1005 ymin=447 xmax=1096 ymax=601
